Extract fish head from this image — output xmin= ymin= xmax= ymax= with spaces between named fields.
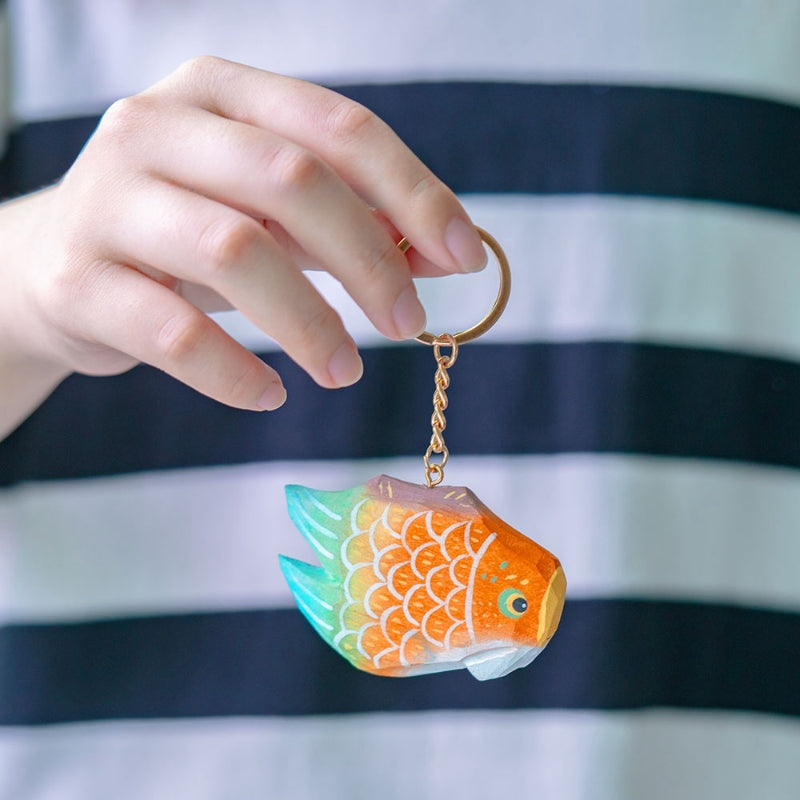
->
xmin=463 ymin=509 xmax=566 ymax=678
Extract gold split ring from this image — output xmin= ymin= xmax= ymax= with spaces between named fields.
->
xmin=396 ymin=227 xmax=511 ymax=345
xmin=395 ymin=226 xmax=510 ymax=487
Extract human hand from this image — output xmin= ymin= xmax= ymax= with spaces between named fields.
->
xmin=0 ymin=56 xmax=486 ymax=427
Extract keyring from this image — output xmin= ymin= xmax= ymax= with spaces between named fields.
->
xmin=280 ymin=222 xmax=566 ymax=682
xmin=395 ymin=226 xmax=512 ymax=486
xmin=397 ymin=227 xmax=511 ymax=346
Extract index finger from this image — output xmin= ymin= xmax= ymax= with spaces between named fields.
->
xmin=153 ymin=57 xmax=487 ymax=274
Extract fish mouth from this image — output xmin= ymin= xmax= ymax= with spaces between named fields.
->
xmin=538 ymin=566 xmax=567 ymax=647
xmin=463 ymin=645 xmax=542 ymax=681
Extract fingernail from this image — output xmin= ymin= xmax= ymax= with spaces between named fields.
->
xmin=392 ymin=284 xmax=427 ymax=339
xmin=445 ymin=218 xmax=487 ymax=272
xmin=257 ymin=381 xmax=287 ymax=411
xmin=328 ymin=341 xmax=363 ymax=387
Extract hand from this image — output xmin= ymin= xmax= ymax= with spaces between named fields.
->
xmin=0 ymin=56 xmax=486 ymax=435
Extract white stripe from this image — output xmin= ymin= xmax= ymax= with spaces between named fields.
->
xmin=420 ymin=604 xmax=445 ymax=647
xmin=216 ymin=195 xmax=800 ymax=362
xmin=11 ymin=0 xmax=800 ymax=121
xmin=464 ymin=532 xmax=496 ymax=643
xmin=398 ymin=627 xmax=416 ymax=667
xmin=401 ymin=584 xmax=424 ymax=627
xmin=355 ymin=621 xmax=377 ymax=659
xmin=293 ymin=597 xmax=333 ymax=633
xmin=0 ymin=710 xmax=798 ymax=800
xmin=0 ymin=4 xmax=10 ymax=159
xmin=287 ymin=575 xmax=333 ymax=613
xmin=3 ymin=454 xmax=800 ymax=623
xmin=294 ymin=526 xmax=334 ymax=562
xmin=424 ymin=563 xmax=449 ymax=605
xmin=293 ymin=500 xmax=337 ymax=541
xmin=303 ymin=491 xmax=341 ymax=522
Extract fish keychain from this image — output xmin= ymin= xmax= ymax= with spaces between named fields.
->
xmin=279 ymin=229 xmax=566 ymax=681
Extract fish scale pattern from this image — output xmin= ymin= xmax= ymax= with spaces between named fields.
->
xmin=334 ymin=498 xmax=492 ymax=672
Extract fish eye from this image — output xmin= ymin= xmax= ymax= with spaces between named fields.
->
xmin=498 ymin=588 xmax=529 ymax=619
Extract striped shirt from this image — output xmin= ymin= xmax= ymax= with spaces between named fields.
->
xmin=1 ymin=1 xmax=799 ymax=797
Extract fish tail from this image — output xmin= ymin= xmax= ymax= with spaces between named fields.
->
xmin=278 ymin=555 xmax=339 ymax=645
xmin=284 ymin=484 xmax=349 ymax=568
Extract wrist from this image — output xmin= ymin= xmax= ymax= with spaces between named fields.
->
xmin=0 ymin=187 xmax=73 ymax=438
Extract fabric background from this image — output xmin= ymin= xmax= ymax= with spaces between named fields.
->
xmin=1 ymin=1 xmax=799 ymax=797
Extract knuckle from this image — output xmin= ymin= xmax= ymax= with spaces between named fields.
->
xmin=50 ymin=256 xmax=94 ymax=310
xmin=98 ymin=94 xmax=158 ymax=139
xmin=269 ymin=146 xmax=327 ymax=195
xmin=197 ymin=216 xmax=263 ymax=279
xmin=156 ymin=312 xmax=209 ymax=363
xmin=173 ymin=54 xmax=228 ymax=87
xmin=33 ymin=256 xmax=103 ymax=336
xmin=228 ymin=358 xmax=269 ymax=406
xmin=322 ymin=97 xmax=378 ymax=144
xmin=354 ymin=238 xmax=398 ymax=286
xmin=294 ymin=303 xmax=343 ymax=352
xmin=164 ymin=56 xmax=236 ymax=109
xmin=408 ymin=169 xmax=441 ymax=200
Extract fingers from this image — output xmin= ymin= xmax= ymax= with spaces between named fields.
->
xmin=262 ymin=212 xmax=454 ymax=278
xmin=44 ymin=58 xmax=487 ymax=413
xmin=105 ymin=179 xmax=365 ymax=389
xmin=152 ymin=57 xmax=487 ymax=274
xmin=367 ymin=211 xmax=454 ymax=278
xmin=83 ymin=264 xmax=288 ymax=411
xmin=100 ymin=102 xmax=428 ymax=341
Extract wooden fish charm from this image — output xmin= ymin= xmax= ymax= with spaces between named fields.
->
xmin=279 ymin=474 xmax=565 ymax=680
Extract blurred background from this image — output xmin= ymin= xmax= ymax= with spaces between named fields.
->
xmin=1 ymin=1 xmax=799 ymax=797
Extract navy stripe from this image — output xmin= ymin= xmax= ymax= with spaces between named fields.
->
xmin=2 ymin=342 xmax=800 ymax=484
xmin=0 ymin=600 xmax=797 ymax=725
xmin=1 ymin=83 xmax=799 ymax=213
xmin=0 ymin=115 xmax=98 ymax=197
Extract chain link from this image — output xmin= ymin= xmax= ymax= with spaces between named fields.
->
xmin=423 ymin=334 xmax=458 ymax=487
xmin=401 ymin=227 xmax=510 ymax=487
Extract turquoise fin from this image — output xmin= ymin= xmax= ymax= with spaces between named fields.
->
xmin=278 ymin=555 xmax=339 ymax=646
xmin=284 ymin=484 xmax=349 ymax=571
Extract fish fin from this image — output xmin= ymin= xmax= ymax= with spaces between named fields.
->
xmin=463 ymin=645 xmax=541 ymax=681
xmin=278 ymin=555 xmax=339 ymax=645
xmin=285 ymin=484 xmax=351 ymax=568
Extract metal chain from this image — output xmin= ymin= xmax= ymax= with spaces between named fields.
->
xmin=397 ymin=227 xmax=510 ymax=487
xmin=423 ymin=334 xmax=458 ymax=487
